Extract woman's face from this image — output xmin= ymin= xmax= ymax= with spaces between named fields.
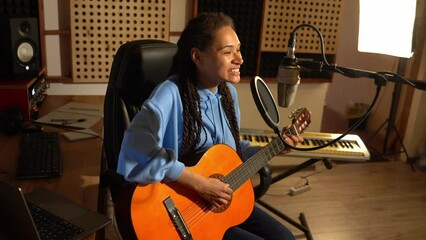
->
xmin=192 ymin=26 xmax=244 ymax=91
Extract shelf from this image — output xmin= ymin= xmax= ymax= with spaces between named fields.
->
xmin=45 ymin=29 xmax=70 ymax=35
xmin=45 ymin=75 xmax=73 ymax=83
xmin=38 ymin=0 xmax=72 ymax=82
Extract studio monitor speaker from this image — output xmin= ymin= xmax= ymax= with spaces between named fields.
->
xmin=0 ymin=17 xmax=41 ymax=80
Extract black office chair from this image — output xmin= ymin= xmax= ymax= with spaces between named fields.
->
xmin=101 ymin=39 xmax=272 ymax=239
xmin=102 ymin=39 xmax=177 ymax=202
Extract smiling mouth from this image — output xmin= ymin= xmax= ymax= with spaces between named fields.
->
xmin=230 ymin=68 xmax=240 ymax=74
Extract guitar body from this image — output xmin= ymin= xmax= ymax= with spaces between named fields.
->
xmin=130 ymin=144 xmax=255 ymax=240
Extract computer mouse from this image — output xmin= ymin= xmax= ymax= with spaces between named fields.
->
xmin=22 ymin=124 xmax=44 ymax=133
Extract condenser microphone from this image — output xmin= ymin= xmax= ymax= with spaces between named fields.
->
xmin=277 ymin=33 xmax=301 ymax=108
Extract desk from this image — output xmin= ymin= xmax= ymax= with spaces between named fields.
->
xmin=0 ymin=95 xmax=105 ymax=238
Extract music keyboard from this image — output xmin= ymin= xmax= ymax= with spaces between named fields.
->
xmin=240 ymin=129 xmax=370 ymax=161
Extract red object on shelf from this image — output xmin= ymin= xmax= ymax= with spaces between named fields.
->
xmin=0 ymin=70 xmax=48 ymax=120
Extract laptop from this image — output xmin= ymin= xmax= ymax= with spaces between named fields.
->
xmin=0 ymin=180 xmax=111 ymax=240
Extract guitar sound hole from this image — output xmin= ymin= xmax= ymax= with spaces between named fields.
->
xmin=209 ymin=173 xmax=231 ymax=213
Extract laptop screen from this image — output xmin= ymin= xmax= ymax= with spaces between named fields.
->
xmin=0 ymin=180 xmax=41 ymax=239
xmin=0 ymin=180 xmax=111 ymax=240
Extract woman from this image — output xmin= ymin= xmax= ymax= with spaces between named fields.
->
xmin=117 ymin=12 xmax=299 ymax=240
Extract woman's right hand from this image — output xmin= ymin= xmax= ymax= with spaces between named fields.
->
xmin=177 ymin=169 xmax=233 ymax=208
xmin=196 ymin=177 xmax=233 ymax=208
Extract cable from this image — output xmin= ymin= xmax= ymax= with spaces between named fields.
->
xmin=282 ymin=84 xmax=382 ymax=152
xmin=264 ymin=162 xmax=333 ymax=198
xmin=31 ymin=121 xmax=104 ymax=141
xmin=279 ymin=23 xmax=388 ymax=153
xmin=290 ymin=23 xmax=330 ymax=66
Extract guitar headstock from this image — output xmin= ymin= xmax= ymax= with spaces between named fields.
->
xmin=289 ymin=107 xmax=311 ymax=135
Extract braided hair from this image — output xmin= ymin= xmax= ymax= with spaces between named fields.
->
xmin=169 ymin=12 xmax=242 ymax=162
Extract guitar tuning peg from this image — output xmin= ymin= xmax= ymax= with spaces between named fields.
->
xmin=288 ymin=108 xmax=300 ymax=119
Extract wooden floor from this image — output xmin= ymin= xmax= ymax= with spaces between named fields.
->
xmin=260 ymin=161 xmax=426 ymax=240
xmin=104 ymin=107 xmax=426 ymax=239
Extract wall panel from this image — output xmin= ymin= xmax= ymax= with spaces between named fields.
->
xmin=70 ymin=0 xmax=170 ymax=82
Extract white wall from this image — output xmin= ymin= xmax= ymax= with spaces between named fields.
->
xmin=403 ymin=37 xmax=426 ymax=160
xmin=47 ymin=83 xmax=107 ymax=95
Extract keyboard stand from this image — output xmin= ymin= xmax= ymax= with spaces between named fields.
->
xmin=255 ymin=158 xmax=333 ymax=240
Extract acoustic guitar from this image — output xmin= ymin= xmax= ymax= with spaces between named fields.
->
xmin=116 ymin=107 xmax=311 ymax=240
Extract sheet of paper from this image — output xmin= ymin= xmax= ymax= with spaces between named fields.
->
xmin=54 ymin=102 xmax=103 ymax=117
xmin=63 ymin=129 xmax=100 ymax=141
xmin=35 ymin=102 xmax=103 ymax=129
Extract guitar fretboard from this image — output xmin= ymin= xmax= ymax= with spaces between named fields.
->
xmin=223 ymin=127 xmax=295 ymax=191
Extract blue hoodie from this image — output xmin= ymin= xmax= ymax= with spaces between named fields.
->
xmin=117 ymin=75 xmax=256 ymax=184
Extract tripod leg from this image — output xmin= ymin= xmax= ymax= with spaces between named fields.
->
xmin=299 ymin=213 xmax=314 ymax=240
xmin=255 ymin=159 xmax=324 ymax=239
xmin=257 ymin=199 xmax=313 ymax=239
xmin=366 ymin=119 xmax=388 ymax=146
xmin=390 ymin=124 xmax=416 ymax=171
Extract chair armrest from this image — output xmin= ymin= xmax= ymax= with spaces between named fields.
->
xmin=253 ymin=164 xmax=273 ymax=199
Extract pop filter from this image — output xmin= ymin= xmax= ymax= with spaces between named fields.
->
xmin=250 ymin=76 xmax=281 ymax=133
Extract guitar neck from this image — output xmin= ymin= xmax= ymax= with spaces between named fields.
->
xmin=223 ymin=127 xmax=296 ymax=191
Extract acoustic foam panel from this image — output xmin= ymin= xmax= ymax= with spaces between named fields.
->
xmin=70 ymin=0 xmax=170 ymax=82
xmin=260 ymin=0 xmax=344 ymax=77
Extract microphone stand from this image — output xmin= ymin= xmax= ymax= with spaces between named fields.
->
xmin=297 ymin=58 xmax=426 ymax=167
xmin=365 ymin=58 xmax=411 ymax=164
xmin=297 ymin=58 xmax=426 ymax=91
xmin=256 ymin=158 xmax=332 ymax=240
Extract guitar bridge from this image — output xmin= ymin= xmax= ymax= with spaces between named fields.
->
xmin=163 ymin=196 xmax=193 ymax=240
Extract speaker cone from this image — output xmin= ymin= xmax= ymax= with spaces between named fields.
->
xmin=17 ymin=41 xmax=35 ymax=64
xmin=19 ymin=21 xmax=32 ymax=36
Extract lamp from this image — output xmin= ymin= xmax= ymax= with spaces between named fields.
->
xmin=358 ymin=0 xmax=416 ymax=58
xmin=357 ymin=0 xmax=417 ymax=160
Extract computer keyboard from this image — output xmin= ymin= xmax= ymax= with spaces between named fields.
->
xmin=27 ymin=201 xmax=84 ymax=240
xmin=16 ymin=131 xmax=62 ymax=180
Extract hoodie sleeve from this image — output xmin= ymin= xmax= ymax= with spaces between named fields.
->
xmin=117 ymin=80 xmax=185 ymax=184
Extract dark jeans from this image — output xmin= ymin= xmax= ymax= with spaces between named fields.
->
xmin=223 ymin=205 xmax=295 ymax=240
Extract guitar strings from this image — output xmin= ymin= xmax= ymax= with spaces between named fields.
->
xmin=182 ymin=136 xmax=287 ymax=228
xmin=173 ymin=126 xmax=296 ymax=230
xmin=226 ymin=136 xmax=285 ymax=190
xmin=180 ymin=199 xmax=213 ymax=228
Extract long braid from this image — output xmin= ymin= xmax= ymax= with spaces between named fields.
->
xmin=218 ymin=82 xmax=242 ymax=157
xmin=178 ymin=76 xmax=207 ymax=161
xmin=178 ymin=79 xmax=193 ymax=160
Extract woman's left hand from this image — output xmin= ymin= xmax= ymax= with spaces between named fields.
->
xmin=281 ymin=126 xmax=304 ymax=150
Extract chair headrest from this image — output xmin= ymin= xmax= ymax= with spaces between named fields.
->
xmin=108 ymin=39 xmax=177 ymax=108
